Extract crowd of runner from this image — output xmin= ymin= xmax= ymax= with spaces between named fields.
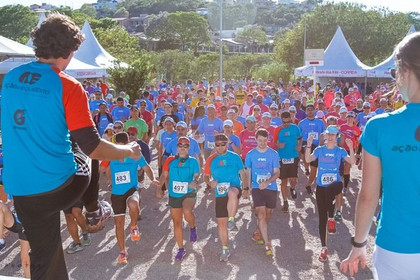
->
xmin=1 ymin=74 xmax=403 ymax=273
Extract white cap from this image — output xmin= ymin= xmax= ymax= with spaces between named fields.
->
xmin=262 ymin=112 xmax=271 ymax=118
xmin=289 ymin=105 xmax=297 ymax=111
xmin=106 ymin=93 xmax=113 ymax=99
xmin=207 ymin=104 xmax=216 ymax=109
xmin=316 ymin=111 xmax=325 ymax=118
xmin=339 ymin=107 xmax=348 ymax=114
xmin=283 ymin=99 xmax=291 ymax=104
xmin=223 ymin=120 xmax=234 ymax=127
xmin=363 ymin=102 xmax=371 ymax=108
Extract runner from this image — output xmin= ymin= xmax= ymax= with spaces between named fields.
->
xmin=108 ymin=132 xmax=158 ymax=264
xmin=239 ymin=115 xmax=258 ymax=161
xmin=204 ymin=134 xmax=249 ymax=261
xmin=305 ymin=126 xmax=354 ymax=262
xmin=273 ymin=111 xmax=302 ymax=212
xmin=341 ymin=32 xmax=420 ymax=279
xmin=222 ymin=120 xmax=241 ymax=155
xmin=156 ymin=137 xmax=200 ymax=261
xmin=245 ymin=128 xmax=280 ymax=257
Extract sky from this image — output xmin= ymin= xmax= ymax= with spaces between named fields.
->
xmin=1 ymin=0 xmax=419 ymax=13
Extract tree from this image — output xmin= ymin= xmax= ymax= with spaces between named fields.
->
xmin=0 ymin=5 xmax=37 ymax=43
xmin=78 ymin=4 xmax=97 ymax=18
xmin=121 ymin=0 xmax=204 ymax=17
xmin=236 ymin=26 xmax=268 ymax=54
xmin=107 ymin=52 xmax=154 ymax=102
xmin=114 ymin=7 xmax=129 ymax=18
xmin=94 ymin=26 xmax=141 ymax=62
xmin=251 ymin=61 xmax=290 ymax=83
xmin=150 ymin=50 xmax=195 ymax=82
xmin=207 ymin=3 xmax=257 ymax=30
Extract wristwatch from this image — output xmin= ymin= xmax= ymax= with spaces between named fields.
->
xmin=351 ymin=236 xmax=367 ymax=248
xmin=243 ymin=187 xmax=250 ymax=190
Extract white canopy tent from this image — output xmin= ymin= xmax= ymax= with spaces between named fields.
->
xmin=294 ymin=26 xmax=370 ymax=80
xmin=0 ymin=36 xmax=35 ymax=59
xmin=74 ymin=21 xmax=120 ymax=69
xmin=26 ymin=12 xmax=46 ymax=48
xmin=367 ymin=25 xmax=417 ymax=78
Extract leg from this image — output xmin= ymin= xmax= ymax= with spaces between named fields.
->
xmin=315 ymin=187 xmax=328 ymax=247
xmin=308 ymin=165 xmax=317 ymax=187
xmin=0 ymin=202 xmax=15 ymax=236
xmin=20 ymin=240 xmax=31 ymax=279
xmin=227 ymin=188 xmax=239 ymax=218
xmin=64 ymin=213 xmax=80 ymax=244
xmin=82 ymin=159 xmax=100 ymax=212
xmin=217 ymin=218 xmax=229 ymax=247
xmin=127 ymin=196 xmax=140 ymax=227
xmin=170 ymin=208 xmax=184 ymax=249
xmin=72 ymin=207 xmax=88 ymax=234
xmin=182 ymin=198 xmax=196 ymax=229
xmin=256 ymin=206 xmax=269 ymax=244
xmin=114 ymin=215 xmax=126 ymax=252
xmin=280 ymin=179 xmax=289 ymax=202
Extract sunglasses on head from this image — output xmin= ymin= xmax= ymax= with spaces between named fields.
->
xmin=177 ymin=144 xmax=189 ymax=148
xmin=215 ymin=142 xmax=227 ymax=147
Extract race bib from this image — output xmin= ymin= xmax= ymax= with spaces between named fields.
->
xmin=115 ymin=171 xmax=130 ymax=185
xmin=282 ymin=158 xmax=294 ymax=164
xmin=207 ymin=141 xmax=215 ymax=149
xmin=256 ymin=174 xmax=271 ymax=184
xmin=173 ymin=181 xmax=188 ymax=194
xmin=308 ymin=132 xmax=318 ymax=140
xmin=321 ymin=173 xmax=337 ymax=186
xmin=216 ymin=182 xmax=230 ymax=195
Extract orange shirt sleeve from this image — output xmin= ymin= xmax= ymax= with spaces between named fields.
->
xmin=204 ymin=153 xmax=218 ymax=175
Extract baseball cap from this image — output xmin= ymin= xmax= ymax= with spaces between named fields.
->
xmin=228 ymin=93 xmax=235 ymax=98
xmin=177 ymin=94 xmax=183 ymax=98
xmin=347 ymin=111 xmax=356 ymax=117
xmin=89 ymin=93 xmax=95 ymax=98
xmin=106 ymin=93 xmax=113 ymax=100
xmin=127 ymin=126 xmax=138 ymax=134
xmin=339 ymin=107 xmax=348 ymax=114
xmin=262 ymin=112 xmax=271 ymax=118
xmin=130 ymin=105 xmax=139 ymax=111
xmin=335 ymin=102 xmax=344 ymax=107
xmin=316 ymin=111 xmax=325 ymax=118
xmin=289 ymin=105 xmax=297 ymax=111
xmin=177 ymin=136 xmax=190 ymax=145
xmin=380 ymin=98 xmax=387 ymax=102
xmin=215 ymin=96 xmax=222 ymax=101
xmin=223 ymin=120 xmax=234 ymax=127
xmin=325 ymin=125 xmax=340 ymax=135
xmin=363 ymin=102 xmax=371 ymax=108
xmin=176 ymin=121 xmax=187 ymax=128
xmin=227 ymin=109 xmax=235 ymax=114
xmin=105 ymin=123 xmax=114 ymax=131
xmin=163 ymin=117 xmax=175 ymax=124
xmin=270 ymin=103 xmax=278 ymax=109
xmin=246 ymin=115 xmax=257 ymax=122
xmin=207 ymin=104 xmax=216 ymax=109
xmin=253 ymin=105 xmax=261 ymax=110
xmin=283 ymin=99 xmax=291 ymax=104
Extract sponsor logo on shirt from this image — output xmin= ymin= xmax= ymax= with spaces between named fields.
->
xmin=391 ymin=145 xmax=420 ymax=153
xmin=257 ymin=158 xmax=267 ymax=162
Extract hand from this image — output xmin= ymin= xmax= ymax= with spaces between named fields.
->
xmin=86 ymin=221 xmax=105 ymax=233
xmin=277 ymin=142 xmax=285 ymax=149
xmin=345 ymin=138 xmax=353 ymax=149
xmin=307 ymin=135 xmax=314 ymax=147
xmin=209 ymin=180 xmax=218 ymax=188
xmin=194 ymin=133 xmax=200 ymax=140
xmin=128 ymin=142 xmax=142 ymax=161
xmin=151 ymin=180 xmax=160 ymax=188
xmin=189 ymin=181 xmax=198 ymax=189
xmin=242 ymin=189 xmax=250 ymax=199
xmin=1 ymin=228 xmax=10 ymax=238
xmin=259 ymin=180 xmax=269 ymax=190
xmin=340 ymin=247 xmax=367 ymax=277
xmin=156 ymin=188 xmax=164 ymax=199
xmin=213 ymin=130 xmax=219 ymax=135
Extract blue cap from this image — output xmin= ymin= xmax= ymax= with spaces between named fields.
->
xmin=246 ymin=115 xmax=257 ymax=122
xmin=325 ymin=125 xmax=340 ymax=135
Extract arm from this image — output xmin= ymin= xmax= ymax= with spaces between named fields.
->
xmin=246 ymin=168 xmax=252 ymax=190
xmin=305 ymin=135 xmax=316 ymax=162
xmin=258 ymin=167 xmax=280 ymax=190
xmin=344 ymin=139 xmax=355 ymax=165
xmin=239 ymin=168 xmax=249 ymax=199
xmin=89 ymin=139 xmax=141 ymax=161
xmin=340 ymin=150 xmax=381 ymax=276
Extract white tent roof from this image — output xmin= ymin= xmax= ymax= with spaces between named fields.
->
xmin=367 ymin=25 xmax=417 ymax=78
xmin=0 ymin=36 xmax=35 ymax=58
xmin=26 ymin=12 xmax=46 ymax=48
xmin=294 ymin=26 xmax=370 ymax=78
xmin=0 ymin=57 xmax=107 ymax=79
xmin=74 ymin=21 xmax=118 ymax=68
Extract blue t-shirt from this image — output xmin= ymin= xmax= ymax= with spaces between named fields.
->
xmin=191 ymin=116 xmax=206 ymax=129
xmin=270 ymin=117 xmax=282 ymax=127
xmin=298 ymin=118 xmax=326 ymax=145
xmin=237 ymin=116 xmax=246 ymax=127
xmin=137 ymin=99 xmax=153 ymax=112
xmin=165 ymin=137 xmax=201 ymax=157
xmin=277 ymin=124 xmax=301 ymax=159
xmin=205 ymin=151 xmax=244 ymax=197
xmin=111 ymin=106 xmax=130 ymax=122
xmin=356 ymin=111 xmax=369 ymax=130
xmin=197 ymin=117 xmax=224 ymax=150
xmin=97 ymin=114 xmax=112 ymax=136
xmin=228 ymin=134 xmax=241 ymax=152
xmin=174 ymin=112 xmax=184 ymax=122
xmin=1 ymin=61 xmax=81 ymax=195
xmin=160 ymin=131 xmax=178 ymax=151
xmin=360 ymin=104 xmax=420 ymax=253
xmin=262 ymin=96 xmax=272 ymax=106
xmin=109 ymin=156 xmax=147 ymax=195
xmin=279 ymin=91 xmax=289 ymax=103
xmin=155 ymin=107 xmax=166 ymax=124
xmin=313 ymin=146 xmax=347 ymax=187
xmin=245 ymin=148 xmax=280 ymax=191
xmin=89 ymin=100 xmax=105 ymax=112
xmin=165 ymin=156 xmax=200 ymax=198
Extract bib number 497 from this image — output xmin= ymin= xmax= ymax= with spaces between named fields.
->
xmin=173 ymin=181 xmax=188 ymax=194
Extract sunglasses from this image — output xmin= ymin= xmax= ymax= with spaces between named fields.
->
xmin=363 ymin=107 xmax=370 ymax=109
xmin=114 ymin=126 xmax=122 ymax=129
xmin=215 ymin=142 xmax=227 ymax=147
xmin=177 ymin=144 xmax=189 ymax=148
xmin=140 ymin=104 xmax=146 ymax=107
xmin=128 ymin=133 xmax=137 ymax=136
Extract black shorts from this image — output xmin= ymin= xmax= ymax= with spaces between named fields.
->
xmin=252 ymin=188 xmax=278 ymax=209
xmin=111 ymin=188 xmax=139 ymax=215
xmin=279 ymin=157 xmax=299 ymax=179
xmin=168 ymin=190 xmax=197 ymax=209
xmin=215 ymin=187 xmax=242 ymax=218
xmin=301 ymin=142 xmax=318 ymax=167
xmin=63 ymin=200 xmax=84 ymax=214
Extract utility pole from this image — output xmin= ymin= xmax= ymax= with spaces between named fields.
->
xmin=219 ymin=0 xmax=223 ymax=96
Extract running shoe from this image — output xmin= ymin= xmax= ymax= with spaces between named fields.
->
xmin=81 ymin=232 xmax=92 ymax=246
xmin=219 ymin=248 xmax=230 ymax=262
xmin=190 ymin=227 xmax=197 ymax=242
xmin=305 ymin=168 xmax=310 ymax=176
xmin=334 ymin=210 xmax=343 ymax=221
xmin=0 ymin=240 xmax=6 ymax=254
xmin=265 ymin=243 xmax=273 ymax=256
xmin=327 ymin=218 xmax=336 ymax=234
xmin=227 ymin=220 xmax=237 ymax=231
xmin=130 ymin=225 xmax=141 ymax=242
xmin=290 ymin=187 xmax=297 ymax=200
xmin=118 ymin=250 xmax=128 ymax=264
xmin=306 ymin=186 xmax=313 ymax=195
xmin=252 ymin=232 xmax=264 ymax=245
xmin=174 ymin=248 xmax=186 ymax=261
xmin=66 ymin=242 xmax=84 ymax=254
xmin=319 ymin=247 xmax=328 ymax=262
xmin=85 ymin=200 xmax=113 ymax=231
xmin=281 ymin=200 xmax=289 ymax=213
